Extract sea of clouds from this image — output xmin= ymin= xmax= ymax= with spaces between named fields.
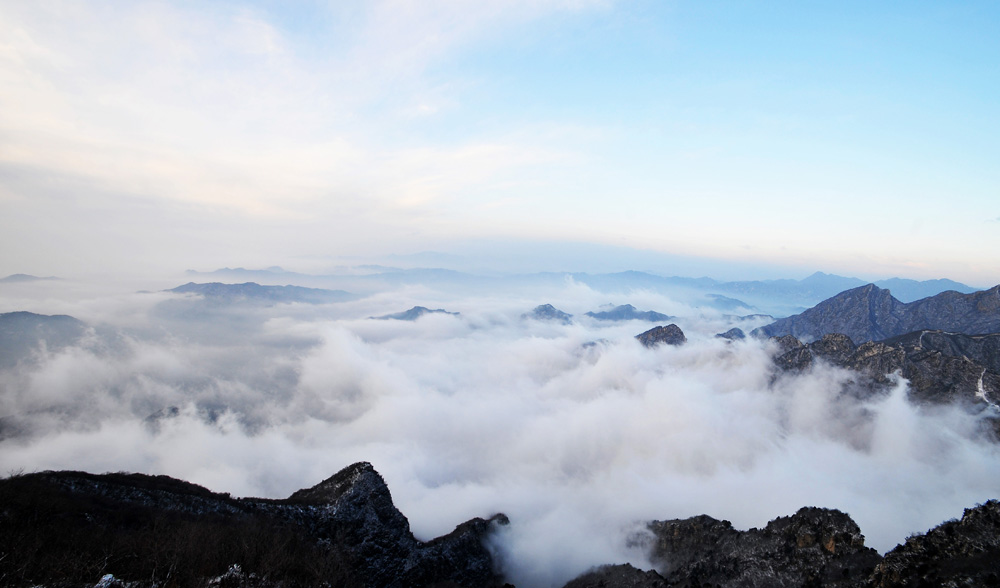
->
xmin=1 ymin=276 xmax=998 ymax=587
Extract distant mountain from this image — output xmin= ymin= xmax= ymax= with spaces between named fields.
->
xmin=371 ymin=306 xmax=460 ymax=321
xmin=168 ymin=282 xmax=355 ymax=304
xmin=585 ymin=304 xmax=673 ymax=322
xmin=716 ymin=327 xmax=747 ymax=340
xmin=0 ymin=274 xmax=59 ymax=283
xmin=716 ymin=271 xmax=978 ymax=306
xmin=753 ymin=284 xmax=1000 ymax=343
xmin=522 ymin=304 xmax=573 ymax=324
xmin=0 ymin=311 xmax=88 ymax=368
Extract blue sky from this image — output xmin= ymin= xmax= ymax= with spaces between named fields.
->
xmin=1 ymin=0 xmax=998 ymax=284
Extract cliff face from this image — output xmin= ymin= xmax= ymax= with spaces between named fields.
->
xmin=0 ymin=463 xmax=507 ymax=588
xmin=754 ymin=285 xmax=1000 ymax=344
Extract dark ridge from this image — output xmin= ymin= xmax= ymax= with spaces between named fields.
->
xmin=0 ymin=464 xmax=508 ymax=588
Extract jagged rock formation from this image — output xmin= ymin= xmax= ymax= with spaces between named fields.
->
xmin=169 ymin=282 xmax=355 ymax=304
xmin=586 ymin=304 xmax=673 ymax=322
xmin=563 ymin=501 xmax=1000 ymax=587
xmin=753 ymin=284 xmax=1000 ymax=343
xmin=371 ymin=306 xmax=460 ymax=321
xmin=0 ymin=311 xmax=89 ymax=368
xmin=636 ymin=324 xmax=687 ymax=348
xmin=870 ymin=500 xmax=1000 ymax=587
xmin=642 ymin=507 xmax=881 ymax=588
xmin=771 ymin=332 xmax=1000 ymax=405
xmin=522 ymin=304 xmax=573 ymax=324
xmin=0 ymin=462 xmax=507 ymax=588
xmin=716 ymin=327 xmax=746 ymax=341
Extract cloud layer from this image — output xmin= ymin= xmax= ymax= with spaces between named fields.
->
xmin=2 ymin=279 xmax=998 ymax=587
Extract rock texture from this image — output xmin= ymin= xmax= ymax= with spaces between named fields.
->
xmin=753 ymin=284 xmax=1000 ymax=343
xmin=644 ymin=507 xmax=881 ymax=588
xmin=586 ymin=304 xmax=673 ymax=322
xmin=522 ymin=304 xmax=574 ymax=324
xmin=372 ymin=306 xmax=460 ymax=320
xmin=0 ymin=462 xmax=507 ymax=588
xmin=636 ymin=324 xmax=687 ymax=348
xmin=561 ymin=501 xmax=1000 ymax=588
xmin=771 ymin=332 xmax=1000 ymax=406
xmin=870 ymin=500 xmax=1000 ymax=587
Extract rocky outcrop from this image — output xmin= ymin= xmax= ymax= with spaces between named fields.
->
xmin=636 ymin=324 xmax=687 ymax=348
xmin=522 ymin=304 xmax=573 ymax=324
xmin=643 ymin=507 xmax=881 ymax=588
xmin=371 ymin=306 xmax=460 ymax=321
xmin=0 ymin=463 xmax=507 ymax=588
xmin=753 ymin=284 xmax=1000 ymax=343
xmin=870 ymin=500 xmax=1000 ymax=587
xmin=771 ymin=332 xmax=1000 ymax=406
xmin=586 ymin=305 xmax=673 ymax=322
xmin=561 ymin=500 xmax=1000 ymax=588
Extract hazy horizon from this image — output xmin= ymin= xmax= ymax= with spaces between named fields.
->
xmin=2 ymin=1 xmax=999 ymax=286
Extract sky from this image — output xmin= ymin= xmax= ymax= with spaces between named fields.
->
xmin=1 ymin=0 xmax=999 ymax=284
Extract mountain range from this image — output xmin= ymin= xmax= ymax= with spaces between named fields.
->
xmin=169 ymin=282 xmax=356 ymax=304
xmin=753 ymin=284 xmax=1000 ymax=343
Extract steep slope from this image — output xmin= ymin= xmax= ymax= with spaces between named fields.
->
xmin=754 ymin=284 xmax=1000 ymax=343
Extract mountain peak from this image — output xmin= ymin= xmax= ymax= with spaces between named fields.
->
xmin=287 ymin=461 xmax=387 ymax=505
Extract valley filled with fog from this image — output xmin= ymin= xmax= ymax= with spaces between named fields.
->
xmin=1 ymin=272 xmax=998 ymax=588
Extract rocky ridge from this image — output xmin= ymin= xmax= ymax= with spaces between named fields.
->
xmin=753 ymin=284 xmax=1000 ymax=343
xmin=0 ymin=462 xmax=507 ymax=588
xmin=563 ymin=502 xmax=1000 ymax=588
xmin=770 ymin=331 xmax=1000 ymax=406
